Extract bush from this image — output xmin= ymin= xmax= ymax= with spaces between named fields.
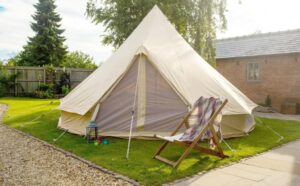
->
xmin=0 ymin=68 xmax=23 ymax=97
xmin=34 ymin=90 xmax=54 ymax=98
xmin=57 ymin=71 xmax=71 ymax=95
xmin=61 ymin=85 xmax=70 ymax=95
xmin=32 ymin=70 xmax=71 ymax=98
xmin=34 ymin=83 xmax=54 ymax=98
xmin=0 ymin=84 xmax=5 ymax=97
xmin=38 ymin=83 xmax=53 ymax=92
xmin=265 ymin=95 xmax=272 ymax=107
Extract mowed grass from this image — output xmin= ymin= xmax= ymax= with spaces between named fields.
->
xmin=1 ymin=97 xmax=300 ymax=185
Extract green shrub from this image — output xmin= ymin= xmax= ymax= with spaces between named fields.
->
xmin=57 ymin=71 xmax=71 ymax=95
xmin=38 ymin=83 xmax=52 ymax=91
xmin=34 ymin=83 xmax=54 ymax=98
xmin=34 ymin=90 xmax=54 ymax=98
xmin=0 ymin=84 xmax=5 ymax=97
xmin=265 ymin=95 xmax=272 ymax=107
xmin=61 ymin=85 xmax=70 ymax=95
xmin=0 ymin=68 xmax=23 ymax=97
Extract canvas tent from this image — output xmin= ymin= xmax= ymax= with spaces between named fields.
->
xmin=58 ymin=6 xmax=257 ymax=138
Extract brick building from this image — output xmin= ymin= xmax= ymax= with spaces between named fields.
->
xmin=216 ymin=29 xmax=300 ymax=114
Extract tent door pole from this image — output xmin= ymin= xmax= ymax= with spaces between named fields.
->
xmin=126 ymin=53 xmax=142 ymax=159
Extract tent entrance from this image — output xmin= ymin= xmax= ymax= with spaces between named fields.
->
xmin=94 ymin=54 xmax=188 ymax=137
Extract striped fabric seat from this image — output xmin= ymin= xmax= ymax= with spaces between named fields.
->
xmin=158 ymin=97 xmax=223 ymax=142
xmin=180 ymin=97 xmax=223 ymax=141
xmin=154 ymin=96 xmax=228 ymax=168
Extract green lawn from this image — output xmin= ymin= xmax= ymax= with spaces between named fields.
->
xmin=1 ymin=97 xmax=300 ymax=185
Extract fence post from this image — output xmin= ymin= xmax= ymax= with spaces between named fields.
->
xmin=43 ymin=67 xmax=46 ymax=84
xmin=14 ymin=67 xmax=18 ymax=96
xmin=69 ymin=69 xmax=72 ymax=88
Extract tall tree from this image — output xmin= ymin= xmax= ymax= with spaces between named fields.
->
xmin=63 ymin=51 xmax=97 ymax=69
xmin=18 ymin=0 xmax=67 ymax=66
xmin=86 ymin=0 xmax=227 ymax=66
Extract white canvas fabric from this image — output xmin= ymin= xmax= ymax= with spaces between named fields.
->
xmin=94 ymin=55 xmax=188 ymax=134
xmin=156 ymin=134 xmax=184 ymax=142
xmin=58 ymin=5 xmax=257 ymax=138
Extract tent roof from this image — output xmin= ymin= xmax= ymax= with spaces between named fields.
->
xmin=59 ymin=5 xmax=257 ymax=116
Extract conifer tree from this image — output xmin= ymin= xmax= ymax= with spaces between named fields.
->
xmin=18 ymin=0 xmax=67 ymax=66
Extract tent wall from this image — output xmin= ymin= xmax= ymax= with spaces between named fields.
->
xmin=221 ymin=114 xmax=255 ymax=138
xmin=94 ymin=55 xmax=188 ymax=137
xmin=58 ymin=110 xmax=93 ymax=135
xmin=143 ymin=57 xmax=188 ymax=132
xmin=94 ymin=57 xmax=139 ymax=131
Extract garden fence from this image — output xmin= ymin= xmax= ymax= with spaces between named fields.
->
xmin=1 ymin=66 xmax=94 ymax=96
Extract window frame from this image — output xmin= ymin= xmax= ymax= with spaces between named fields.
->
xmin=246 ymin=62 xmax=260 ymax=82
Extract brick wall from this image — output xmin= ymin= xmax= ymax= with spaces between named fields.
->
xmin=216 ymin=53 xmax=300 ymax=114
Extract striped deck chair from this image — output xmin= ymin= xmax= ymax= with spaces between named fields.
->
xmin=153 ymin=97 xmax=228 ymax=168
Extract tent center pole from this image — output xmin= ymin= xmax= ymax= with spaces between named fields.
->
xmin=126 ymin=53 xmax=142 ymax=159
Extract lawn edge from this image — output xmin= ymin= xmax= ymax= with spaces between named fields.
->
xmin=0 ymin=103 xmax=140 ymax=186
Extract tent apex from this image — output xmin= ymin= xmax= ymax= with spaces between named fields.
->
xmin=153 ymin=4 xmax=160 ymax=9
xmin=135 ymin=45 xmax=148 ymax=56
xmin=148 ymin=4 xmax=165 ymax=17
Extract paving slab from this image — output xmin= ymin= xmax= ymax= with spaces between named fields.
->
xmin=174 ymin=171 xmax=243 ymax=186
xmin=219 ymin=166 xmax=266 ymax=181
xmin=172 ymin=140 xmax=300 ymax=186
xmin=258 ymin=171 xmax=300 ymax=186
xmin=243 ymin=156 xmax=300 ymax=175
xmin=259 ymin=149 xmax=300 ymax=163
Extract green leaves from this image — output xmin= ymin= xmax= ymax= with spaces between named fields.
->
xmin=62 ymin=51 xmax=97 ymax=69
xmin=86 ymin=0 xmax=227 ymax=66
xmin=0 ymin=69 xmax=22 ymax=97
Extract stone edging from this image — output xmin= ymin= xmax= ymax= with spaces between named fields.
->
xmin=0 ymin=104 xmax=140 ymax=186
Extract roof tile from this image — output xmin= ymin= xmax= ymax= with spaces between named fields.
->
xmin=216 ymin=29 xmax=300 ymax=59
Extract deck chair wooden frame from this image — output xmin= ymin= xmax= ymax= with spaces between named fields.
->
xmin=153 ymin=99 xmax=228 ymax=168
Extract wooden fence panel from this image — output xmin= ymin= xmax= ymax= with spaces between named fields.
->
xmin=70 ymin=69 xmax=92 ymax=88
xmin=0 ymin=66 xmax=94 ymax=96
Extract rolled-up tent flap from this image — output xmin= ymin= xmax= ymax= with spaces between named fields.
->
xmin=58 ymin=111 xmax=255 ymax=139
xmin=221 ymin=114 xmax=255 ymax=138
xmin=58 ymin=110 xmax=93 ymax=136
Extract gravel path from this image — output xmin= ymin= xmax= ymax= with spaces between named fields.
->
xmin=0 ymin=104 xmax=134 ymax=186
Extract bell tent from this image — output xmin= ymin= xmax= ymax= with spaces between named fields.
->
xmin=58 ymin=6 xmax=257 ymax=138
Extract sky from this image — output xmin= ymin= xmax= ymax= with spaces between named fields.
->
xmin=1 ymin=0 xmax=300 ymax=64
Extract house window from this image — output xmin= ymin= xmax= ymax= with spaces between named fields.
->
xmin=247 ymin=63 xmax=260 ymax=81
